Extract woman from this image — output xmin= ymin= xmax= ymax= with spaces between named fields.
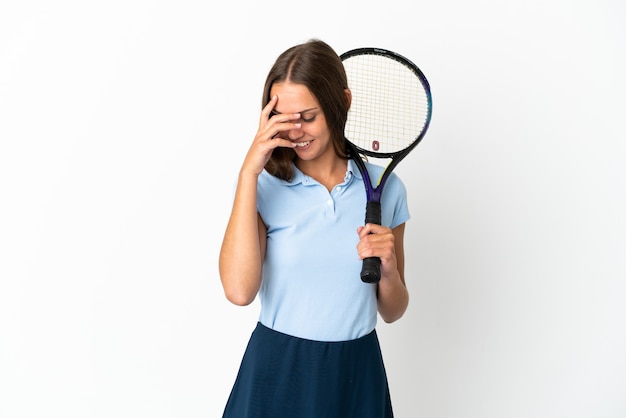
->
xmin=219 ymin=39 xmax=410 ymax=417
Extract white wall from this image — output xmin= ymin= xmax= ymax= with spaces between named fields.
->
xmin=1 ymin=1 xmax=625 ymax=417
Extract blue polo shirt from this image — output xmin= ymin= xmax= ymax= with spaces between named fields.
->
xmin=256 ymin=159 xmax=410 ymax=342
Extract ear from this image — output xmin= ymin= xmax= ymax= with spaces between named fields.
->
xmin=345 ymin=88 xmax=352 ymax=110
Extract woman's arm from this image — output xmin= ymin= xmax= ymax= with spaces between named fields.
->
xmin=218 ymin=95 xmax=299 ymax=306
xmin=218 ymin=172 xmax=267 ymax=306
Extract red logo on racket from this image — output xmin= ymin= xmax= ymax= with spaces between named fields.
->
xmin=372 ymin=141 xmax=380 ymax=151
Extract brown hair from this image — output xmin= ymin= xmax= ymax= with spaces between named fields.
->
xmin=262 ymin=39 xmax=350 ymax=181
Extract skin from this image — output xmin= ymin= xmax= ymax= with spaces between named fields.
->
xmin=218 ymin=81 xmax=409 ymax=323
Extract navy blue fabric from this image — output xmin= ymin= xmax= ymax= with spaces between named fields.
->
xmin=223 ymin=322 xmax=394 ymax=418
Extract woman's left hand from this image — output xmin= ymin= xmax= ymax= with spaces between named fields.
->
xmin=356 ymin=224 xmax=398 ymax=279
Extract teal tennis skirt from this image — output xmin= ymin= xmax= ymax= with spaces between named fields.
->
xmin=222 ymin=322 xmax=394 ymax=418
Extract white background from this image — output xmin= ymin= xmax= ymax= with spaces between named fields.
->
xmin=1 ymin=1 xmax=625 ymax=417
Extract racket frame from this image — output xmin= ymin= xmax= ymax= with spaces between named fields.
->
xmin=341 ymin=47 xmax=432 ymax=283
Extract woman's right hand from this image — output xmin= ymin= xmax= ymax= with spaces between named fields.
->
xmin=241 ymin=95 xmax=300 ymax=176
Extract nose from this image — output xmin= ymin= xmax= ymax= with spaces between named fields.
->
xmin=288 ymin=126 xmax=304 ymax=140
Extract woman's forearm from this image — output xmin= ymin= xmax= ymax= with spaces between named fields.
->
xmin=219 ymin=172 xmax=265 ymax=306
xmin=376 ymin=223 xmax=409 ymax=322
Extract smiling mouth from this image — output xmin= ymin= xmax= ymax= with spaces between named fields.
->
xmin=293 ymin=140 xmax=311 ymax=148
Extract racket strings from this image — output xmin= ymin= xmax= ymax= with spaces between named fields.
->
xmin=344 ymin=54 xmax=429 ymax=154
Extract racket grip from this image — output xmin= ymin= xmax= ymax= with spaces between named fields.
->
xmin=361 ymin=201 xmax=382 ymax=283
xmin=361 ymin=256 xmax=381 ymax=283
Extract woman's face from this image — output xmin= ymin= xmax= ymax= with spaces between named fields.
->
xmin=269 ymin=81 xmax=335 ymax=163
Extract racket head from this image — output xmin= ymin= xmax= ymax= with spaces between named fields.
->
xmin=341 ymin=47 xmax=432 ymax=160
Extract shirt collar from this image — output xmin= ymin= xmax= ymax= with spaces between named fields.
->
xmin=285 ymin=159 xmax=362 ymax=187
xmin=346 ymin=159 xmax=363 ymax=180
xmin=288 ymin=163 xmax=307 ymax=186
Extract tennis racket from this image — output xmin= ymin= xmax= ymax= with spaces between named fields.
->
xmin=341 ymin=47 xmax=432 ymax=283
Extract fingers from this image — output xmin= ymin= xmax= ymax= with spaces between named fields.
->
xmin=242 ymin=96 xmax=300 ymax=176
xmin=357 ymin=223 xmax=389 ymax=239
xmin=260 ymin=95 xmax=301 ymax=143
xmin=259 ymin=95 xmax=278 ymax=123
xmin=357 ymin=224 xmax=395 ymax=257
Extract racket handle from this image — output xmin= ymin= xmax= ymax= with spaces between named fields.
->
xmin=361 ymin=201 xmax=382 ymax=283
xmin=361 ymin=256 xmax=381 ymax=283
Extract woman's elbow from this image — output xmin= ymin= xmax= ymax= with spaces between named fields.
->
xmin=380 ymin=311 xmax=405 ymax=324
xmin=378 ymin=294 xmax=409 ymax=323
xmin=223 ymin=288 xmax=257 ymax=306
xmin=220 ymin=274 xmax=260 ymax=306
